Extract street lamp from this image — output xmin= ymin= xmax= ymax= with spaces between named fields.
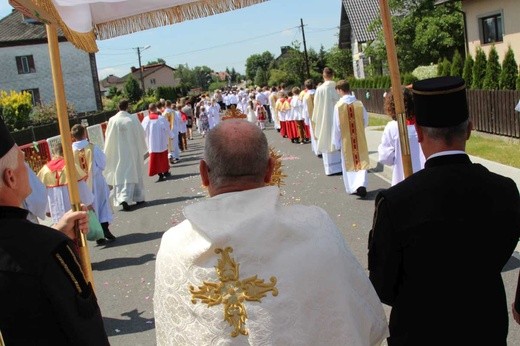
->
xmin=134 ymin=45 xmax=151 ymax=95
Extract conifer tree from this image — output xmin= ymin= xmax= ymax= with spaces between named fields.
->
xmin=437 ymin=58 xmax=443 ymax=76
xmin=472 ymin=47 xmax=487 ymax=89
xmin=462 ymin=54 xmax=474 ymax=88
xmin=499 ymin=46 xmax=518 ymax=90
xmin=483 ymin=45 xmax=501 ymax=90
xmin=450 ymin=50 xmax=463 ymax=77
xmin=441 ymin=57 xmax=451 ymax=77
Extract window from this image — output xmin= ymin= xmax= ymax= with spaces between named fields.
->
xmin=22 ymin=88 xmax=41 ymax=105
xmin=150 ymin=78 xmax=156 ymax=85
xmin=480 ymin=13 xmax=503 ymax=44
xmin=16 ymin=55 xmax=36 ymax=74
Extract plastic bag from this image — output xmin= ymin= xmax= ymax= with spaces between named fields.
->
xmin=87 ymin=210 xmax=104 ymax=241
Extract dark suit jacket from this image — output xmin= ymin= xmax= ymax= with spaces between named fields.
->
xmin=368 ymin=154 xmax=520 ymax=346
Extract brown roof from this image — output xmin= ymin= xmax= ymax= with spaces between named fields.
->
xmin=126 ymin=63 xmax=176 ymax=80
xmin=0 ymin=10 xmax=66 ymax=47
xmin=100 ymin=74 xmax=126 ymax=88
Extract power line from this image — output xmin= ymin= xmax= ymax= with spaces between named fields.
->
xmin=97 ymin=25 xmax=300 ymax=71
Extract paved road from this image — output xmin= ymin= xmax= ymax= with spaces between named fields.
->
xmin=86 ymin=122 xmax=520 ymax=345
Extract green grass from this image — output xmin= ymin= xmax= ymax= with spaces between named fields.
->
xmin=369 ymin=115 xmax=391 ymax=127
xmin=368 ymin=115 xmax=520 ymax=168
xmin=466 ymin=134 xmax=520 ymax=168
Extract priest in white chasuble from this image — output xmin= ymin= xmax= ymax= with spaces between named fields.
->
xmin=311 ymin=67 xmax=342 ymax=175
xmin=104 ymin=99 xmax=147 ymax=211
xmin=332 ymin=80 xmax=370 ymax=197
xmin=154 ymin=120 xmax=388 ymax=346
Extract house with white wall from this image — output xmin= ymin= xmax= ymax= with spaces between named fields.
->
xmin=338 ymin=0 xmax=380 ymax=79
xmin=0 ymin=10 xmax=102 ymax=113
xmin=438 ymin=0 xmax=520 ymax=62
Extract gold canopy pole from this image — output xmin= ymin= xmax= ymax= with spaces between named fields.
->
xmin=46 ymin=24 xmax=95 ymax=286
xmin=379 ymin=0 xmax=413 ymax=178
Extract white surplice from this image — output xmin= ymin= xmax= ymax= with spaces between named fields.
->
xmin=378 ymin=120 xmax=426 ymax=186
xmin=141 ymin=114 xmax=171 ymax=154
xmin=23 ymin=162 xmax=48 ymax=224
xmin=154 ymin=186 xmax=388 ymax=346
xmin=72 ymin=139 xmax=113 ymax=223
xmin=45 ymin=182 xmax=94 ymax=224
xmin=332 ymin=95 xmax=369 ymax=193
xmin=104 ymin=110 xmax=148 ymax=205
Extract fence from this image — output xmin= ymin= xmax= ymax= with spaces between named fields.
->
xmin=11 ymin=110 xmax=117 ymax=146
xmin=353 ymin=88 xmax=520 ymax=139
xmin=17 ymin=110 xmax=146 ymax=174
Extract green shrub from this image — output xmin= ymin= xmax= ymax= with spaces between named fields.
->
xmin=483 ymin=45 xmax=501 ymax=90
xmin=450 ymin=50 xmax=463 ymax=77
xmin=31 ymin=101 xmax=76 ymax=125
xmin=402 ymin=72 xmax=418 ymax=85
xmin=472 ymin=47 xmax=487 ymax=89
xmin=412 ymin=65 xmax=438 ymax=80
xmin=462 ymin=55 xmax=474 ymax=88
xmin=441 ymin=57 xmax=451 ymax=77
xmin=0 ymin=90 xmax=33 ymax=131
xmin=499 ymin=46 xmax=518 ymax=90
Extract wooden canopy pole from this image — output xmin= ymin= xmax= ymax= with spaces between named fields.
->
xmin=46 ymin=24 xmax=95 ymax=286
xmin=379 ymin=0 xmax=413 ymax=178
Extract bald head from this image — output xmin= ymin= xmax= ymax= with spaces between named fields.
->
xmin=201 ymin=120 xmax=272 ymax=195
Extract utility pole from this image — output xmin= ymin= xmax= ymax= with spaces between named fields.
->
xmin=137 ymin=47 xmax=145 ymax=94
xmin=300 ymin=18 xmax=310 ymax=79
xmin=134 ymin=45 xmax=150 ymax=96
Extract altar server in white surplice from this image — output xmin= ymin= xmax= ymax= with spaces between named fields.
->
xmin=312 ymin=67 xmax=341 ymax=175
xmin=71 ymin=124 xmax=116 ymax=243
xmin=332 ymin=80 xmax=370 ymax=197
xmin=154 ymin=119 xmax=388 ymax=346
xmin=378 ymin=88 xmax=425 ymax=186
xmin=103 ymin=99 xmax=147 ymax=211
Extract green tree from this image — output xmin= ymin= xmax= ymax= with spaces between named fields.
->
xmin=325 ymin=45 xmax=353 ymax=79
xmin=124 ymin=76 xmax=142 ymax=102
xmin=267 ymin=69 xmax=290 ymax=87
xmin=462 ymin=54 xmax=474 ymax=88
xmin=254 ymin=67 xmax=268 ymax=86
xmin=106 ymin=86 xmax=121 ymax=99
xmin=499 ymin=46 xmax=518 ymax=90
xmin=174 ymin=64 xmax=196 ymax=90
xmin=230 ymin=67 xmax=238 ymax=83
xmin=245 ymin=51 xmax=275 ymax=81
xmin=192 ymin=65 xmax=214 ymax=90
xmin=517 ymin=73 xmax=520 ymax=91
xmin=471 ymin=47 xmax=487 ymax=89
xmin=366 ymin=0 xmax=464 ymax=73
xmin=450 ymin=50 xmax=463 ymax=77
xmin=276 ymin=42 xmax=306 ymax=86
xmin=436 ymin=58 xmax=443 ymax=76
xmin=146 ymin=58 xmax=166 ymax=65
xmin=483 ymin=45 xmax=500 ymax=90
xmin=441 ymin=57 xmax=451 ymax=76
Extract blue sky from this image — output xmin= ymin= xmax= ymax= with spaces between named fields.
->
xmin=0 ymin=0 xmax=343 ymax=79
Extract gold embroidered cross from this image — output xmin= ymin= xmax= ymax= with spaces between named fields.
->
xmin=189 ymin=247 xmax=278 ymax=337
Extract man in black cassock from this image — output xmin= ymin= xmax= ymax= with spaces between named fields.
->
xmin=0 ymin=116 xmax=109 ymax=345
xmin=368 ymin=76 xmax=520 ymax=345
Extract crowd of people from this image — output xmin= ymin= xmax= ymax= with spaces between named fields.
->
xmin=1 ymin=72 xmax=520 ymax=345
